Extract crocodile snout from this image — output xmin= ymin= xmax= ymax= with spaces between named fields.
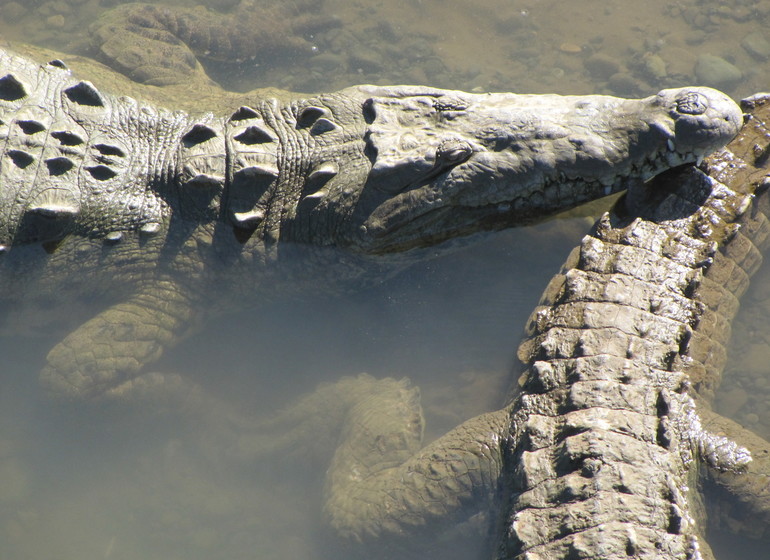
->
xmin=661 ymin=86 xmax=743 ymax=155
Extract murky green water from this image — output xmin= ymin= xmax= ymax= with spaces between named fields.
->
xmin=1 ymin=1 xmax=769 ymax=558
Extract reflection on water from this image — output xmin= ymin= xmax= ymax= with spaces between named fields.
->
xmin=0 ymin=0 xmax=769 ymax=558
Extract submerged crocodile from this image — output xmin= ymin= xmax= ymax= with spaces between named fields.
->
xmin=251 ymin=97 xmax=770 ymax=559
xmin=0 ymin=46 xmax=742 ymax=403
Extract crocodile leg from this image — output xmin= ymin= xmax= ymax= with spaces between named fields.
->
xmin=323 ymin=406 xmax=508 ymax=545
xmin=698 ymin=404 xmax=770 ymax=539
xmin=40 ymin=280 xmax=197 ymax=399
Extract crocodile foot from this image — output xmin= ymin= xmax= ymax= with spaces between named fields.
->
xmin=40 ymin=281 xmax=196 ymax=399
xmin=699 ymin=406 xmax=770 ymax=539
xmin=228 ymin=373 xmax=770 ymax=556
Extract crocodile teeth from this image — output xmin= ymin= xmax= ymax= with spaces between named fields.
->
xmin=666 ymin=151 xmax=681 ymax=167
xmin=696 ymin=154 xmax=704 ymax=166
xmin=104 ymin=231 xmax=123 ymax=243
xmin=667 ymin=138 xmax=676 ymax=152
xmin=232 ymin=209 xmax=265 ymax=228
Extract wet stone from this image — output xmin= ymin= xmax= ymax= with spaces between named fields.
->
xmin=46 ymin=14 xmax=66 ymax=29
xmin=694 ymin=54 xmax=742 ymax=89
xmin=4 ymin=2 xmax=27 ymax=21
xmin=742 ymin=32 xmax=770 ymax=61
xmin=349 ymin=50 xmax=383 ymax=73
xmin=39 ymin=1 xmax=67 ymax=16
xmin=642 ymin=54 xmax=667 ymax=80
xmin=607 ymin=72 xmax=643 ymax=96
xmin=685 ymin=30 xmax=707 ymax=45
xmin=584 ymin=53 xmax=621 ymax=81
xmin=309 ymin=53 xmax=345 ymax=71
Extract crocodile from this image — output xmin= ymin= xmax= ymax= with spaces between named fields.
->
xmin=0 ymin=45 xmax=743 ymax=403
xmin=251 ymin=96 xmax=770 ymax=559
xmin=250 ymin=95 xmax=770 ymax=560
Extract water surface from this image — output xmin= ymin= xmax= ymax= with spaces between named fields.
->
xmin=1 ymin=1 xmax=768 ymax=558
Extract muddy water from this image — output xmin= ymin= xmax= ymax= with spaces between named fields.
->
xmin=0 ymin=1 xmax=768 ymax=558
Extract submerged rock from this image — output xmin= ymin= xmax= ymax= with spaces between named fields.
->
xmin=742 ymin=32 xmax=770 ymax=61
xmin=695 ymin=54 xmax=742 ymax=89
xmin=584 ymin=53 xmax=621 ymax=81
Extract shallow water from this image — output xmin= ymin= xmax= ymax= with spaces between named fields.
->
xmin=1 ymin=0 xmax=769 ymax=558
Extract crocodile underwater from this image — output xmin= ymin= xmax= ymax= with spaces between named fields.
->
xmin=251 ymin=97 xmax=770 ymax=559
xmin=0 ymin=46 xmax=743 ymax=401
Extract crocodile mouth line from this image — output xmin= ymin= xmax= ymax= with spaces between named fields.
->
xmin=367 ymin=140 xmax=705 ymax=246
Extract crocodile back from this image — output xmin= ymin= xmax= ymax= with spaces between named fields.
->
xmin=0 ymin=48 xmax=205 ymax=304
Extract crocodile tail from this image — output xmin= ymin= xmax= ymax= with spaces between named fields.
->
xmin=497 ymin=110 xmax=770 ymax=559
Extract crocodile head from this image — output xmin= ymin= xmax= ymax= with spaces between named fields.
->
xmin=306 ymin=85 xmax=741 ymax=255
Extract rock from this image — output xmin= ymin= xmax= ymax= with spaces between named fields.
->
xmin=694 ymin=54 xmax=742 ymax=88
xmin=685 ymin=30 xmax=707 ymax=45
xmin=3 ymin=2 xmax=27 ymax=21
xmin=309 ymin=53 xmax=345 ymax=72
xmin=742 ymin=32 xmax=770 ymax=61
xmin=349 ymin=49 xmax=383 ymax=73
xmin=559 ymin=43 xmax=583 ymax=54
xmin=607 ymin=72 xmax=643 ymax=96
xmin=46 ymin=14 xmax=66 ymax=29
xmin=584 ymin=53 xmax=621 ymax=81
xmin=643 ymin=53 xmax=667 ymax=80
xmin=730 ymin=7 xmax=753 ymax=22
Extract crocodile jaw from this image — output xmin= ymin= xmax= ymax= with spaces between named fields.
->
xmin=347 ymin=87 xmax=742 ymax=254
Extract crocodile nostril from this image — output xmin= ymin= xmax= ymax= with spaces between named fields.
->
xmin=675 ymin=92 xmax=708 ymax=115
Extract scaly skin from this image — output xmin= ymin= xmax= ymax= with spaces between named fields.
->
xmin=0 ymin=46 xmax=742 ymax=400
xmin=305 ymin=98 xmax=770 ymax=558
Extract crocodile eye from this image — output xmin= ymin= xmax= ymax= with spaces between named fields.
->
xmin=437 ymin=141 xmax=473 ymax=165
